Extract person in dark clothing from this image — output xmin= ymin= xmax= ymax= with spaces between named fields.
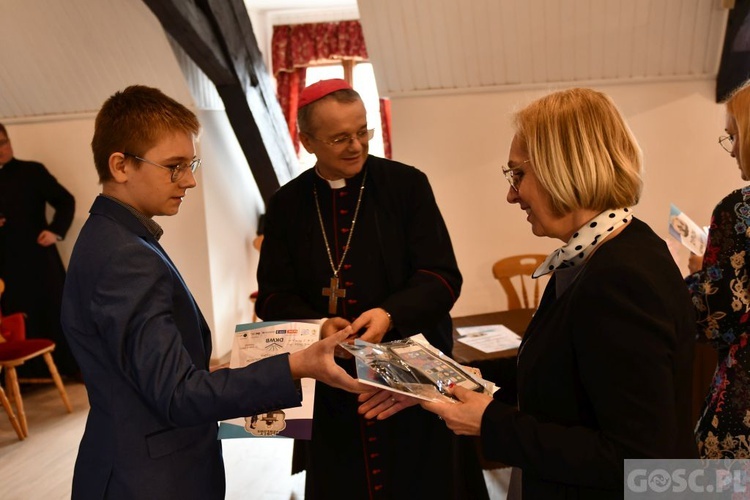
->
xmin=0 ymin=123 xmax=78 ymax=377
xmin=257 ymin=79 xmax=487 ymax=499
xmin=687 ymin=79 xmax=750 ymax=459
xmin=61 ymin=84 xmax=364 ymax=499
xmin=362 ymin=88 xmax=698 ymax=499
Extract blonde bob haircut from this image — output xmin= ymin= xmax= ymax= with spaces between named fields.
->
xmin=725 ymin=79 xmax=750 ymax=170
xmin=513 ymin=87 xmax=643 ymax=216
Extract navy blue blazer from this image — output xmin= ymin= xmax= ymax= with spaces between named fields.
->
xmin=62 ymin=196 xmax=301 ymax=499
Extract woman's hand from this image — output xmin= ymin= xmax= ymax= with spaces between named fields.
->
xmin=350 ymin=308 xmax=391 ymax=344
xmin=687 ymin=253 xmax=704 ymax=274
xmin=420 ymin=386 xmax=494 ymax=436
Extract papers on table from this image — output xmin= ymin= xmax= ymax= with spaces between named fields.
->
xmin=456 ymin=324 xmax=522 ymax=353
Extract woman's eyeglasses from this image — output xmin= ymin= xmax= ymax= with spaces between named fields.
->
xmin=719 ymin=135 xmax=735 ymax=154
xmin=501 ymin=159 xmax=531 ymax=191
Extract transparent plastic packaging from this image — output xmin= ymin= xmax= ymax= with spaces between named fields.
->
xmin=339 ymin=335 xmax=495 ymax=403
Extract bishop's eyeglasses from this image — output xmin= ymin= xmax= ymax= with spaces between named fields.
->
xmin=123 ymin=152 xmax=201 ymax=183
xmin=501 ymin=159 xmax=531 ymax=192
xmin=310 ymin=128 xmax=375 ymax=149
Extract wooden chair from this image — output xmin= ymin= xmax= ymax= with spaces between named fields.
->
xmin=0 ymin=279 xmax=72 ymax=438
xmin=492 ymin=254 xmax=548 ymax=310
xmin=0 ymin=367 xmax=24 ymax=440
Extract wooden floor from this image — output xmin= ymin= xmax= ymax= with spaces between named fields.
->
xmin=0 ymin=382 xmax=305 ymax=500
xmin=0 ymin=382 xmax=507 ymax=499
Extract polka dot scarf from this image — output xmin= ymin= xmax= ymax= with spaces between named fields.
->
xmin=532 ymin=207 xmax=633 ymax=278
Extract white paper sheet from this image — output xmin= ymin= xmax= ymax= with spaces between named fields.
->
xmin=218 ymin=320 xmax=321 ymax=440
xmin=668 ymin=204 xmax=708 ymax=256
xmin=456 ymin=324 xmax=522 ymax=353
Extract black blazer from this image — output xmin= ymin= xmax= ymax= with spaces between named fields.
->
xmin=480 ymin=218 xmax=698 ymax=499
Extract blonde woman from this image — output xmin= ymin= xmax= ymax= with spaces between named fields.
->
xmin=688 ymin=79 xmax=750 ymax=459
xmin=361 ymin=88 xmax=698 ymax=499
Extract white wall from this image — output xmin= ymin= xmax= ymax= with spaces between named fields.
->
xmin=390 ymin=79 xmax=743 ymax=316
xmin=4 ymin=114 xmax=247 ymax=363
xmin=197 ymin=109 xmax=265 ymax=360
xmin=8 ymin=77 xmax=742 ymax=349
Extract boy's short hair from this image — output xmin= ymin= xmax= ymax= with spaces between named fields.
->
xmin=91 ymin=85 xmax=200 ymax=183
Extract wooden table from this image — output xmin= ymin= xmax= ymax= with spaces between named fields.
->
xmin=450 ymin=309 xmax=535 ymax=471
xmin=451 ymin=308 xmax=535 ymax=365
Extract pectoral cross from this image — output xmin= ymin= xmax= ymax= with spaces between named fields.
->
xmin=322 ymin=276 xmax=346 ymax=314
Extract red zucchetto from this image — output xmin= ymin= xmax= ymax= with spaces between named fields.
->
xmin=298 ymin=79 xmax=353 ymax=109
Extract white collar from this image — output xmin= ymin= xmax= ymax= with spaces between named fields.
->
xmin=314 ymin=167 xmax=346 ymax=189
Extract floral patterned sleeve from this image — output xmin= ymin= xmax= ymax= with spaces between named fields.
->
xmin=686 ymin=186 xmax=750 ymax=348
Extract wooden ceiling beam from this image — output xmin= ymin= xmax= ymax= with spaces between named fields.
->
xmin=142 ymin=0 xmax=296 ymax=205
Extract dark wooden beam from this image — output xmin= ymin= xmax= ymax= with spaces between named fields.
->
xmin=142 ymin=0 xmax=297 ymax=205
xmin=716 ymin=1 xmax=750 ymax=102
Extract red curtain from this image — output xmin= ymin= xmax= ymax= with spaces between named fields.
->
xmin=272 ymin=21 xmax=369 ymax=153
xmin=379 ymin=98 xmax=392 ymax=159
xmin=274 ymin=69 xmax=306 ymax=148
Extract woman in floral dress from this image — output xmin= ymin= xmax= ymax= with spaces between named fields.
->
xmin=688 ymin=79 xmax=750 ymax=459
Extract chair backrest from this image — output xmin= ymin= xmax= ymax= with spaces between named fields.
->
xmin=0 ymin=279 xmax=26 ymax=342
xmin=492 ymin=254 xmax=548 ymax=310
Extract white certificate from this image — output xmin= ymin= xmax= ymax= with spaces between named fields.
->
xmin=229 ymin=321 xmax=320 ymax=368
xmin=218 ymin=320 xmax=321 ymax=440
xmin=456 ymin=324 xmax=522 ymax=353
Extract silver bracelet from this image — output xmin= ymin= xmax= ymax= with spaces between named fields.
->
xmin=383 ymin=309 xmax=393 ymax=331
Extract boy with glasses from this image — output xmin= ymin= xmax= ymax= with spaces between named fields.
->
xmin=61 ymin=85 xmax=363 ymax=499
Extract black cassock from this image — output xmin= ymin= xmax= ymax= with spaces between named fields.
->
xmin=0 ymin=157 xmax=78 ymax=376
xmin=258 ymin=156 xmax=488 ymax=499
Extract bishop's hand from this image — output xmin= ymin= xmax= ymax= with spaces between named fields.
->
xmin=350 ymin=308 xmax=391 ymax=344
xmin=358 ymin=389 xmax=418 ymax=420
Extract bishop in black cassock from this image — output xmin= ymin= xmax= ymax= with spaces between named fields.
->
xmin=257 ymin=153 xmax=488 ymax=499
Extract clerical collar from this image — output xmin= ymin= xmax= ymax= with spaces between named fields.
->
xmin=313 ymin=167 xmax=346 ymax=189
xmin=100 ymin=194 xmax=164 ymax=240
